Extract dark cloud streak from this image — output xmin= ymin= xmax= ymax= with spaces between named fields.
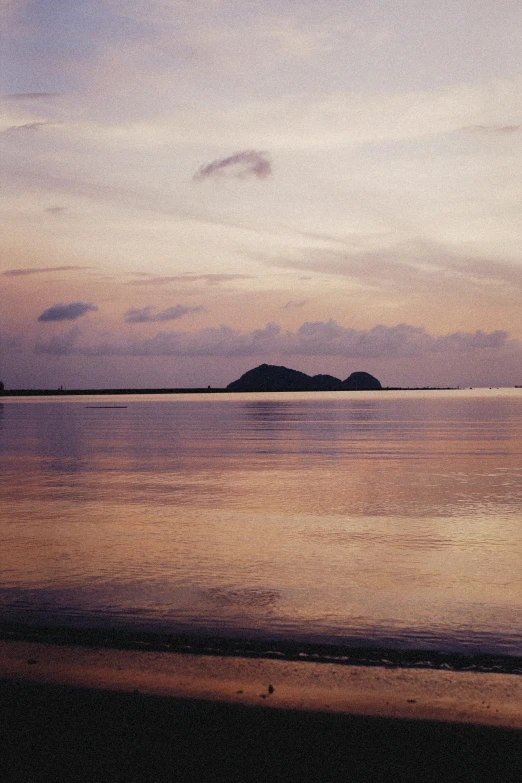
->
xmin=193 ymin=150 xmax=272 ymax=181
xmin=45 ymin=206 xmax=68 ymax=214
xmin=461 ymin=124 xmax=522 ymax=134
xmin=2 ymin=266 xmax=92 ymax=277
xmin=38 ymin=302 xmax=98 ymax=322
xmin=3 ymin=121 xmax=51 ymax=133
xmin=3 ymin=93 xmax=61 ymax=101
xmin=127 ymin=273 xmax=253 ymax=287
xmin=124 ymin=305 xmax=204 ymax=323
xmin=284 ymin=299 xmax=308 ymax=309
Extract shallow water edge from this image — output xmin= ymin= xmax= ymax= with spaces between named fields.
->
xmin=2 ymin=622 xmax=521 ymax=676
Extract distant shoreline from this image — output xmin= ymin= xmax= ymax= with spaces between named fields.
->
xmin=1 ymin=386 xmax=461 ymax=396
xmin=1 ymin=387 xmax=226 ymax=396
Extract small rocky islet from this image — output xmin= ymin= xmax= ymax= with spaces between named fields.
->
xmin=226 ymin=364 xmax=382 ymax=392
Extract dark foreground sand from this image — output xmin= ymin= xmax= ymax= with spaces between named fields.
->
xmin=2 ymin=679 xmax=522 ymax=783
xmin=1 ymin=641 xmax=521 ymax=782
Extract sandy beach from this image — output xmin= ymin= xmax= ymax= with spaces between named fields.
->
xmin=1 ymin=639 xmax=521 ymax=781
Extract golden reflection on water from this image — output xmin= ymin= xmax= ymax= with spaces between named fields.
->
xmin=1 ymin=390 xmax=522 ymax=652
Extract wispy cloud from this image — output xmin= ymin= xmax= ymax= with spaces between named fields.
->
xmin=124 ymin=304 xmax=204 ymax=323
xmin=259 ymin=240 xmax=522 ymax=296
xmin=2 ymin=121 xmax=53 ymax=133
xmin=127 ymin=274 xmax=253 ymax=287
xmin=461 ymin=124 xmax=522 ymax=134
xmin=38 ymin=302 xmax=99 ymax=322
xmin=44 ymin=206 xmax=68 ymax=214
xmin=193 ymin=150 xmax=272 ymax=182
xmin=2 ymin=266 xmax=92 ymax=277
xmin=283 ymin=299 xmax=308 ymax=309
xmin=3 ymin=93 xmax=61 ymax=101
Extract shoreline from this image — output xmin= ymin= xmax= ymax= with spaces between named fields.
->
xmin=1 ymin=386 xmax=465 ymax=396
xmin=2 ymin=639 xmax=522 ymax=730
xmin=1 ymin=622 xmax=521 ymax=676
xmin=2 ymin=639 xmax=522 ymax=782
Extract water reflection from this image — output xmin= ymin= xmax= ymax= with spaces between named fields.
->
xmin=37 ymin=404 xmax=86 ymax=461
xmin=203 ymin=587 xmax=281 ymax=610
xmin=1 ymin=391 xmax=522 ymax=656
xmin=345 ymin=401 xmax=378 ymax=422
xmin=242 ymin=400 xmax=293 ymax=423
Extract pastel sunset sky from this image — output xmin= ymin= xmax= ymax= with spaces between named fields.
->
xmin=1 ymin=0 xmax=521 ymax=389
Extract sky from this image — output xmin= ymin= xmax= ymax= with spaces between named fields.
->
xmin=1 ymin=0 xmax=521 ymax=389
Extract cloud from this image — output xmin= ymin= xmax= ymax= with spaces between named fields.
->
xmin=3 ymin=121 xmax=52 ymax=133
xmin=461 ymin=124 xmax=522 ymax=135
xmin=291 ymin=321 xmax=511 ymax=358
xmin=0 ymin=330 xmax=24 ymax=353
xmin=34 ymin=320 xmax=517 ymax=361
xmin=38 ymin=302 xmax=99 ymax=322
xmin=3 ymin=93 xmax=61 ymax=101
xmin=283 ymin=299 xmax=308 ymax=309
xmin=259 ymin=240 xmax=522 ymax=297
xmin=193 ymin=150 xmax=272 ymax=181
xmin=106 ymin=76 xmax=519 ymax=151
xmin=431 ymin=329 xmax=509 ymax=352
xmin=2 ymin=266 xmax=92 ymax=277
xmin=35 ymin=327 xmax=81 ymax=356
xmin=124 ymin=304 xmax=204 ymax=323
xmin=44 ymin=206 xmax=68 ymax=214
xmin=126 ymin=273 xmax=253 ymax=287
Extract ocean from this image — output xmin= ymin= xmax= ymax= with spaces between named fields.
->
xmin=1 ymin=389 xmax=522 ymax=668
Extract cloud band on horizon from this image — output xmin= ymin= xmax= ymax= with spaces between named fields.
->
xmin=34 ymin=320 xmax=514 ymax=358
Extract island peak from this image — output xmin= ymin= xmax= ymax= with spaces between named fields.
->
xmin=226 ymin=364 xmax=382 ymax=392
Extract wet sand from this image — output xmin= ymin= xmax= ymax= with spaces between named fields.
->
xmin=1 ymin=640 xmax=522 ymax=782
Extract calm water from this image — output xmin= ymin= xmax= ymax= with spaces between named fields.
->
xmin=1 ymin=389 xmax=522 ymax=658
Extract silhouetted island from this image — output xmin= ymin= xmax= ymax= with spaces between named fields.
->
xmin=226 ymin=364 xmax=382 ymax=392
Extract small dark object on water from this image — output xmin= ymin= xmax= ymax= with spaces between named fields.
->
xmin=27 ymin=659 xmax=37 ymax=665
xmin=268 ymin=684 xmax=274 ymax=694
